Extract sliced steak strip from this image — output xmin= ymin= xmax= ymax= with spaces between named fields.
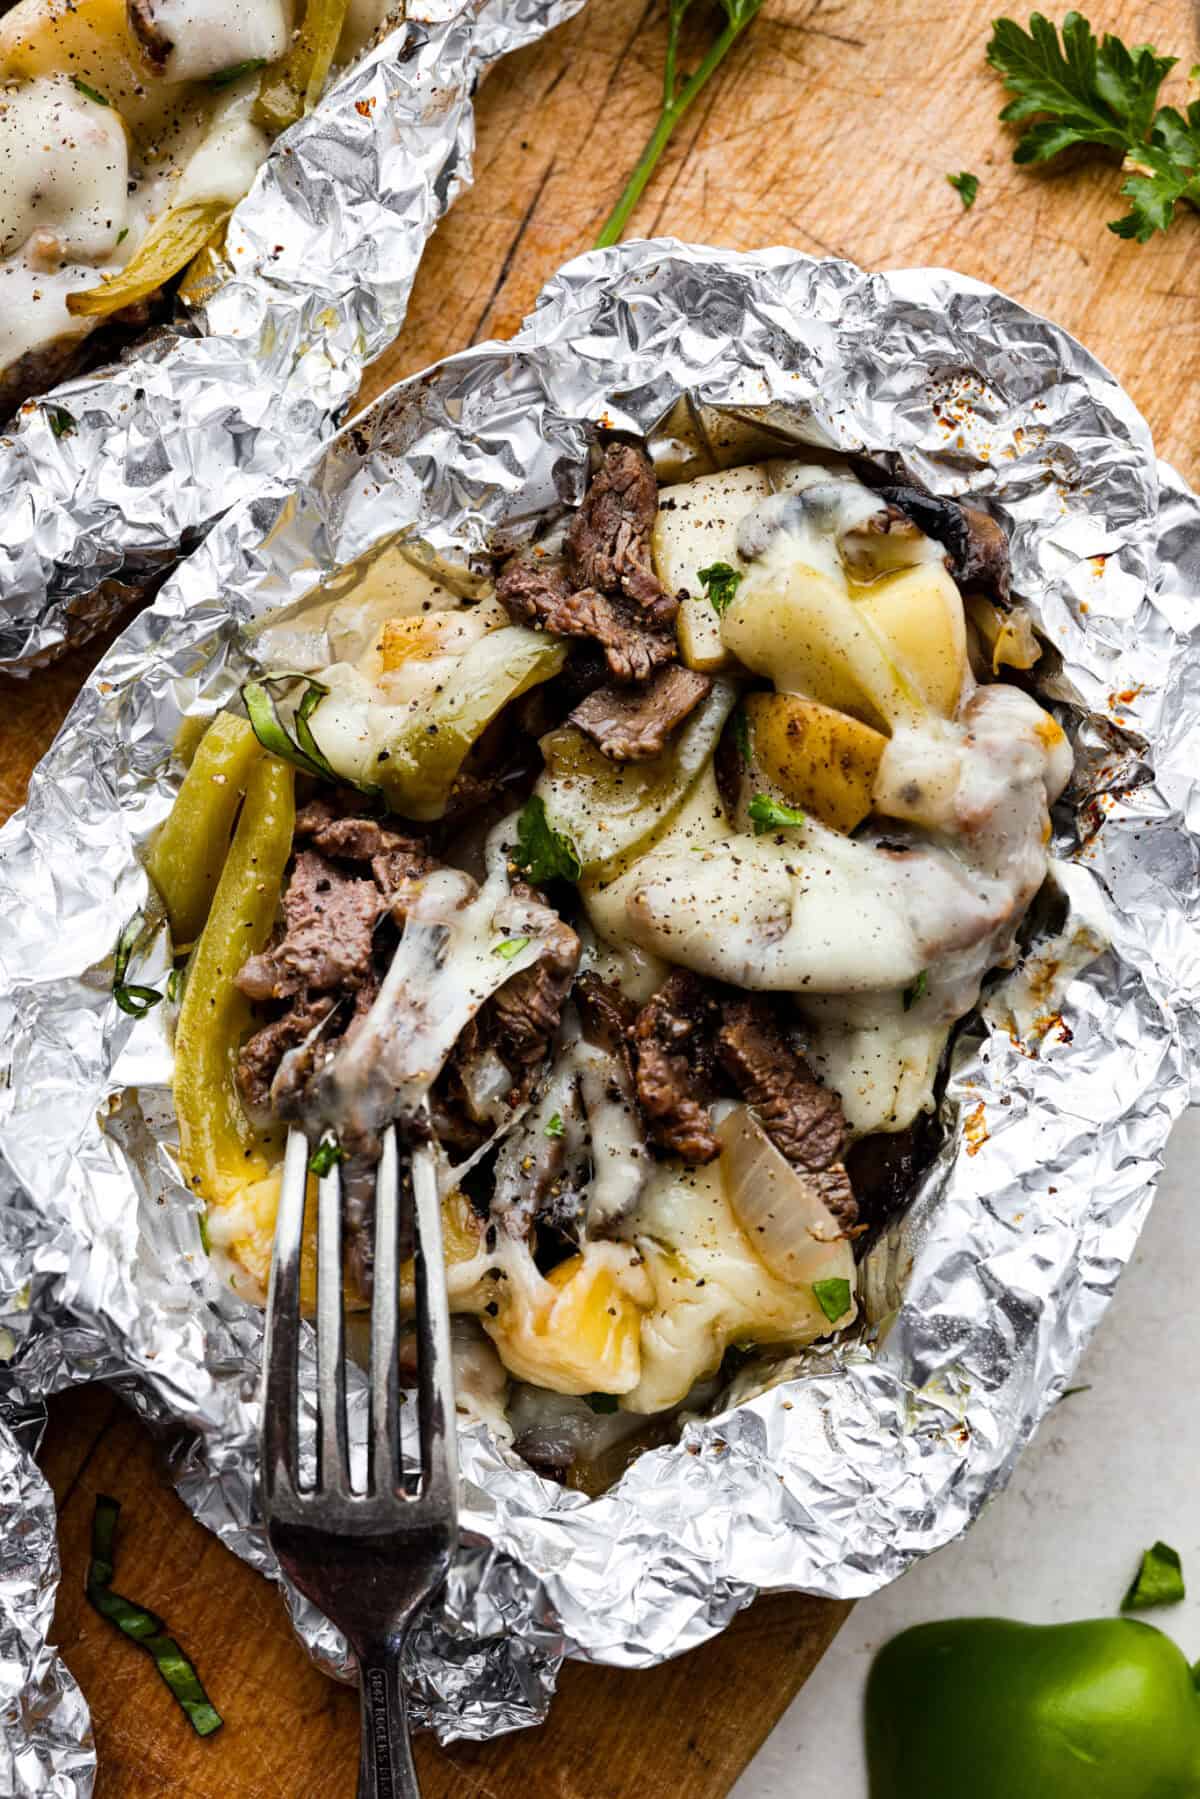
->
xmin=568 ymin=665 xmax=712 ymax=761
xmin=631 ymin=971 xmax=720 ymax=1164
xmin=565 ymin=442 xmax=677 ymax=625
xmin=488 ymin=909 xmax=582 ymax=1069
xmin=236 ymin=850 xmax=381 ymax=1002
xmin=237 ymin=993 xmax=337 ymax=1120
xmin=716 ymin=998 xmax=846 ymax=1171
xmin=496 ymin=554 xmax=676 ymax=684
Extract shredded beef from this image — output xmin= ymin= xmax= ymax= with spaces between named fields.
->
xmin=574 ymin=971 xmax=637 ymax=1053
xmin=568 ymin=665 xmax=712 ymax=761
xmin=238 ymin=993 xmax=336 ymax=1119
xmin=564 ymin=443 xmax=676 ymax=624
xmin=715 ymin=998 xmax=847 ymax=1171
xmin=496 ymin=443 xmax=680 ymax=682
xmin=235 ymin=850 xmax=381 ymax=1002
xmin=488 ymin=908 xmax=581 ymax=1068
xmin=127 ymin=0 xmax=172 ymax=71
xmin=497 ymin=555 xmax=677 ymax=683
xmin=628 ymin=977 xmax=857 ymax=1228
xmin=631 ymin=972 xmax=721 ymax=1164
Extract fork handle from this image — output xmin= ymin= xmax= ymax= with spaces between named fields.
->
xmin=356 ymin=1646 xmax=420 ymax=1799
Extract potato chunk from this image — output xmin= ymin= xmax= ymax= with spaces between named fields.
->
xmin=853 ymin=563 xmax=967 ymax=718
xmin=652 ymin=464 xmax=770 ymax=671
xmin=744 ymin=692 xmax=887 ymax=834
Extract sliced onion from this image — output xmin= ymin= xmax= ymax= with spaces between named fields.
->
xmin=966 ymin=595 xmax=1040 ymax=673
xmin=716 ymin=1104 xmax=854 ymax=1287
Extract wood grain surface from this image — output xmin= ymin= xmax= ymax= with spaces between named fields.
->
xmin=6 ymin=0 xmax=1197 ymax=1791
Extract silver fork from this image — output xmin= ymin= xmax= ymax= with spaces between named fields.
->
xmin=261 ymin=1116 xmax=458 ymax=1798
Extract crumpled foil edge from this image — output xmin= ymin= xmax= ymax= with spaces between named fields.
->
xmin=0 ymin=0 xmax=584 ymax=670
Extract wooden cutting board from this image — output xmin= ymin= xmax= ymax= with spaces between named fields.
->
xmin=10 ymin=0 xmax=1197 ymax=1790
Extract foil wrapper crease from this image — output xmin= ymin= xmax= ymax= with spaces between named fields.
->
xmin=0 ymin=0 xmax=584 ymax=669
xmin=0 ymin=241 xmax=1198 ymax=1792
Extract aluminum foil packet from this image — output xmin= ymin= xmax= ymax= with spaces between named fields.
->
xmin=0 ymin=0 xmax=583 ymax=672
xmin=1 ymin=239 xmax=1199 ymax=1789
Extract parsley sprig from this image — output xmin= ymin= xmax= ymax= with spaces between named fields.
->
xmin=595 ymin=0 xmax=764 ymax=247
xmin=513 ymin=796 xmax=582 ymax=885
xmin=988 ymin=12 xmax=1200 ymax=241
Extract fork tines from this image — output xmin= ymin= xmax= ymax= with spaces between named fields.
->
xmin=262 ymin=1116 xmax=458 ymax=1530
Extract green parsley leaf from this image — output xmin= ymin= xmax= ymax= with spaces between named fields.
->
xmin=209 ymin=58 xmax=267 ymax=88
xmin=947 ymin=170 xmax=980 ymax=208
xmin=86 ymin=1495 xmax=222 ymax=1737
xmin=812 ymin=1277 xmax=852 ymax=1324
xmin=987 ymin=13 xmax=1200 ymax=241
xmin=116 ymin=227 xmax=129 ymax=245
xmin=1122 ymin=1540 xmax=1186 ymax=1611
xmin=697 ymin=561 xmax=744 ymax=618
xmin=308 ymin=1139 xmax=345 ymax=1178
xmin=72 ymin=76 xmax=110 ymax=106
xmin=493 ymin=936 xmax=531 ymax=961
xmin=44 ymin=405 xmax=76 ymax=439
xmin=748 ymin=793 xmax=805 ymax=834
xmin=732 ymin=707 xmax=751 ymax=766
xmin=513 ymin=795 xmax=582 ymax=885
xmin=903 ymin=970 xmax=929 ymax=1010
xmin=112 ymin=913 xmax=164 ymax=1018
xmin=544 ymin=1113 xmax=566 ymax=1138
xmin=585 ymin=1392 xmax=620 ymax=1414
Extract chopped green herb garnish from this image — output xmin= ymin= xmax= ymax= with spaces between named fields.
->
xmin=493 ymin=936 xmax=531 ymax=961
xmin=948 ymin=170 xmax=980 ymax=208
xmin=86 ymin=1494 xmax=222 ymax=1737
xmin=45 ymin=405 xmax=76 ymax=439
xmin=112 ymin=912 xmax=163 ymax=1018
xmin=308 ymin=1139 xmax=345 ymax=1178
xmin=116 ymin=227 xmax=129 ymax=245
xmin=585 ymin=1392 xmax=620 ymax=1414
xmin=988 ymin=13 xmax=1200 ymax=241
xmin=812 ymin=1277 xmax=852 ymax=1324
xmin=544 ymin=1112 xmax=565 ymax=1138
xmin=732 ymin=707 xmax=751 ymax=767
xmin=209 ymin=58 xmax=267 ymax=88
xmin=165 ymin=964 xmax=184 ymax=1005
xmin=697 ymin=561 xmax=744 ymax=618
xmin=513 ymin=795 xmax=582 ymax=885
xmin=1058 ymin=1382 xmax=1092 ymax=1401
xmin=748 ymin=794 xmax=806 ymax=834
xmin=903 ymin=970 xmax=929 ymax=1010
xmin=1122 ymin=1541 xmax=1186 ymax=1611
xmin=72 ymin=77 xmax=110 ymax=106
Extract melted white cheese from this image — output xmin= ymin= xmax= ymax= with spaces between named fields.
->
xmin=143 ymin=0 xmax=294 ymax=84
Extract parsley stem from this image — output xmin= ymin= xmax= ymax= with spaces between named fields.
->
xmin=595 ymin=1 xmax=761 ymax=249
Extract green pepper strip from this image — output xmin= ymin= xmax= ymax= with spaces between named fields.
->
xmin=66 ymin=200 xmax=231 ymax=318
xmin=253 ymin=0 xmax=352 ymax=132
xmin=86 ymin=1495 xmax=222 ymax=1738
xmin=146 ymin=714 xmax=264 ymax=948
xmin=173 ymin=753 xmax=295 ymax=1204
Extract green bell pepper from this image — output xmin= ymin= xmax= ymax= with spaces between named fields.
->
xmin=866 ymin=1617 xmax=1200 ymax=1799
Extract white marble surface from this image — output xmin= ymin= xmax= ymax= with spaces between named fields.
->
xmin=734 ymin=1106 xmax=1200 ymax=1799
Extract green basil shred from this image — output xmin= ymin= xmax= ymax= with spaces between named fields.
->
xmin=903 ymin=970 xmax=929 ymax=1010
xmin=513 ymin=796 xmax=582 ymax=884
xmin=308 ymin=1139 xmax=345 ymax=1178
xmin=209 ymin=58 xmax=267 ymax=87
xmin=697 ymin=561 xmax=744 ymax=618
xmin=86 ymin=1494 xmax=222 ymax=1737
xmin=45 ymin=405 xmax=76 ymax=438
xmin=493 ymin=936 xmax=531 ymax=961
xmin=72 ymin=76 xmax=110 ymax=106
xmin=812 ymin=1277 xmax=852 ymax=1324
xmin=112 ymin=913 xmax=164 ymax=1018
xmin=748 ymin=794 xmax=806 ymax=834
xmin=544 ymin=1112 xmax=565 ymax=1139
